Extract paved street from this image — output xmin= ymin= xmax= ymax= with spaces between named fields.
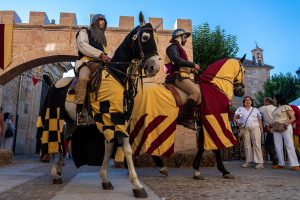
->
xmin=0 ymin=156 xmax=300 ymax=200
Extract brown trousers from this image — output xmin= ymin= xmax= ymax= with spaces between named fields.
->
xmin=75 ymin=65 xmax=91 ymax=104
xmin=175 ymin=78 xmax=201 ymax=104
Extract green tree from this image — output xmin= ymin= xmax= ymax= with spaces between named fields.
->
xmin=192 ymin=22 xmax=239 ymax=72
xmin=255 ymin=73 xmax=300 ymax=106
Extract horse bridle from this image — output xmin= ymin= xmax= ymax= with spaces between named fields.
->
xmin=232 ymin=62 xmax=245 ymax=96
xmin=131 ymin=26 xmax=158 ymax=61
xmin=233 ymin=62 xmax=244 ymax=85
xmin=106 ymin=25 xmax=158 ymax=79
xmin=212 ymin=61 xmax=244 ymax=86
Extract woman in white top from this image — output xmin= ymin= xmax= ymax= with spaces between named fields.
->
xmin=234 ymin=96 xmax=264 ymax=169
xmin=270 ymin=94 xmax=299 ymax=171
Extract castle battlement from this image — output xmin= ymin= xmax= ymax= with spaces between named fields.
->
xmin=0 ymin=10 xmax=192 ymax=32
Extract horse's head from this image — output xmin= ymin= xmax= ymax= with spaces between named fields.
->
xmin=233 ymin=54 xmax=246 ymax=97
xmin=126 ymin=12 xmax=160 ymax=77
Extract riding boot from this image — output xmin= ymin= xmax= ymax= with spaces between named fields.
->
xmin=75 ymin=79 xmax=88 ymax=126
xmin=180 ymin=99 xmax=196 ymax=130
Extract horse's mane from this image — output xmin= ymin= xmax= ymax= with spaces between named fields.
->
xmin=107 ymin=23 xmax=155 ymax=85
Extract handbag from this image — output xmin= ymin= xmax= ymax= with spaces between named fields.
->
xmin=273 ymin=122 xmax=287 ymax=132
xmin=4 ymin=127 xmax=13 ymax=138
xmin=263 ymin=125 xmax=272 ymax=134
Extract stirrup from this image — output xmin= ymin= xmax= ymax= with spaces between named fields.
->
xmin=76 ymin=112 xmax=89 ymax=126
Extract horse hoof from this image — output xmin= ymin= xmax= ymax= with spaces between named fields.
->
xmin=223 ymin=173 xmax=235 ymax=179
xmin=193 ymin=175 xmax=205 ymax=180
xmin=53 ymin=178 xmax=62 ymax=184
xmin=159 ymin=167 xmax=168 ymax=176
xmin=133 ymin=188 xmax=148 ymax=198
xmin=102 ymin=182 xmax=114 ymax=190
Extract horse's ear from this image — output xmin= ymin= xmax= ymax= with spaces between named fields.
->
xmin=139 ymin=11 xmax=145 ymax=27
xmin=240 ymin=54 xmax=246 ymax=64
xmin=154 ymin=22 xmax=162 ymax=31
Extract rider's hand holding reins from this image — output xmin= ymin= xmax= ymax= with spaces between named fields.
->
xmin=194 ymin=64 xmax=200 ymax=71
xmin=100 ymin=53 xmax=111 ymax=63
xmin=191 ymin=64 xmax=200 ymax=74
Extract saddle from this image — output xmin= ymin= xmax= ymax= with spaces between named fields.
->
xmin=164 ymin=83 xmax=188 ymax=109
xmin=164 ymin=83 xmax=202 ymax=130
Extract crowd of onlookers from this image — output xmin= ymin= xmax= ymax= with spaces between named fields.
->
xmin=233 ymin=94 xmax=300 ymax=171
xmin=0 ymin=107 xmax=15 ymax=152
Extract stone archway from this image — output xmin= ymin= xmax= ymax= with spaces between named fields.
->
xmin=0 ymin=55 xmax=77 ymax=85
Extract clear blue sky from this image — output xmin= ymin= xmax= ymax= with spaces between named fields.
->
xmin=2 ymin=0 xmax=300 ymax=75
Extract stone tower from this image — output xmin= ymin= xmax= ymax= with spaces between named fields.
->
xmin=231 ymin=45 xmax=273 ymax=107
xmin=251 ymin=44 xmax=264 ymax=66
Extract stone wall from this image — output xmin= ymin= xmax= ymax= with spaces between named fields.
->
xmin=231 ymin=66 xmax=271 ymax=108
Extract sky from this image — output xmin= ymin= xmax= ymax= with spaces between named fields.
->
xmin=1 ymin=0 xmax=300 ymax=76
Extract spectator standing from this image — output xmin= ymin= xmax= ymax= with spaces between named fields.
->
xmin=234 ymin=96 xmax=264 ymax=169
xmin=259 ymin=97 xmax=278 ymax=165
xmin=0 ymin=107 xmax=4 ymax=147
xmin=1 ymin=113 xmax=15 ymax=151
xmin=271 ymin=94 xmax=299 ymax=171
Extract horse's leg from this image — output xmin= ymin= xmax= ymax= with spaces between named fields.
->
xmin=192 ymin=147 xmax=205 ymax=180
xmin=192 ymin=127 xmax=205 ymax=180
xmin=213 ymin=150 xmax=235 ymax=179
xmin=151 ymin=155 xmax=168 ymax=176
xmin=100 ymin=140 xmax=114 ymax=190
xmin=57 ymin=152 xmax=64 ymax=177
xmin=50 ymin=153 xmax=62 ymax=184
xmin=122 ymin=137 xmax=147 ymax=198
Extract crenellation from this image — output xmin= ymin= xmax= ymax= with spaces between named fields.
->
xmin=175 ymin=19 xmax=192 ymax=32
xmin=59 ymin=12 xmax=77 ymax=26
xmin=119 ymin=16 xmax=134 ymax=30
xmin=29 ymin=11 xmax=50 ymax=25
xmin=149 ymin=17 xmax=163 ymax=30
xmin=89 ymin=14 xmax=94 ymax=25
xmin=0 ymin=10 xmax=192 ymax=32
xmin=0 ymin=10 xmax=21 ymax=24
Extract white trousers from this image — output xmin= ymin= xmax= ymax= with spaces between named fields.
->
xmin=273 ymin=125 xmax=299 ymax=167
xmin=240 ymin=126 xmax=264 ymax=163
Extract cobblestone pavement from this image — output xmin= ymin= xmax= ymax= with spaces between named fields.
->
xmin=0 ymin=156 xmax=98 ymax=200
xmin=138 ymin=162 xmax=300 ymax=200
xmin=1 ymin=156 xmax=300 ymax=200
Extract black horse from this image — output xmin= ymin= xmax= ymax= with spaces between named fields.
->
xmin=38 ymin=12 xmax=161 ymax=198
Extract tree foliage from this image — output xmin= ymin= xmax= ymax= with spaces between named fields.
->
xmin=192 ymin=22 xmax=239 ymax=72
xmin=255 ymin=73 xmax=300 ymax=106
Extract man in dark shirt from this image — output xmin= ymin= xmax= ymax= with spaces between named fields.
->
xmin=164 ymin=29 xmax=201 ymax=129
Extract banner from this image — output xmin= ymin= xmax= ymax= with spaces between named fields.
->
xmin=0 ymin=24 xmax=13 ymax=70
